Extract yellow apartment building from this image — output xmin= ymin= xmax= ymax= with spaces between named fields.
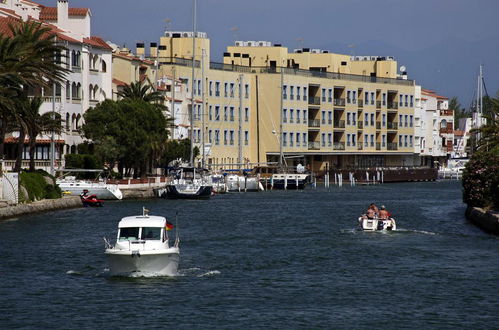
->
xmin=139 ymin=32 xmax=418 ymax=172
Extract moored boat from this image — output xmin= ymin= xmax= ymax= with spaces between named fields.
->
xmin=104 ymin=208 xmax=180 ymax=276
xmin=57 ymin=176 xmax=123 ymax=200
xmin=163 ymin=167 xmax=212 ymax=199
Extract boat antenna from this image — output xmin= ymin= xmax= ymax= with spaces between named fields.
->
xmin=189 ymin=0 xmax=197 ymax=167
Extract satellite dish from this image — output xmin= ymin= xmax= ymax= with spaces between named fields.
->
xmin=400 ymin=65 xmax=406 ymax=72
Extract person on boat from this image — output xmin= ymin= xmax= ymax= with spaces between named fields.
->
xmin=379 ymin=205 xmax=390 ymax=219
xmin=366 ymin=207 xmax=376 ymax=219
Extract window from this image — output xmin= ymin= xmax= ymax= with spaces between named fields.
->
xmin=399 ymin=94 xmax=403 ymax=105
xmin=230 ymin=130 xmax=234 ymax=145
xmin=370 ymin=113 xmax=375 ymax=126
xmin=119 ymin=227 xmax=139 ymax=241
xmin=352 ymin=134 xmax=356 ymax=146
xmin=303 ymin=87 xmax=308 ymax=101
xmin=399 ymin=114 xmax=403 ymax=125
xmin=296 ymin=86 xmax=301 ymax=100
xmin=409 ymin=135 xmax=413 ymax=147
xmin=382 ymin=114 xmax=386 ymax=127
xmin=215 ymin=130 xmax=220 ymax=145
xmin=296 ymin=132 xmax=300 ymax=146
xmin=347 ymin=91 xmax=351 ymax=103
xmin=303 ymin=110 xmax=307 ymax=123
xmin=321 ymin=133 xmax=326 ymax=147
xmin=303 ymin=132 xmax=307 ymax=144
xmin=404 ymin=115 xmax=408 ymax=127
xmin=347 ymin=134 xmax=351 ymax=147
xmin=283 ymin=132 xmax=287 ymax=147
xmin=245 ymin=84 xmax=249 ymax=98
xmin=141 ymin=227 xmax=161 ymax=240
xmin=230 ymin=107 xmax=235 ymax=121
xmin=352 ymin=113 xmax=356 ymax=125
xmin=244 ymin=131 xmax=249 ymax=145
xmin=296 ymin=109 xmax=300 ymax=123
xmin=224 ymin=82 xmax=228 ymax=97
xmin=290 ymin=86 xmax=294 ymax=100
xmin=328 ymin=133 xmax=332 ymax=147
xmin=365 ymin=91 xmax=369 ymax=103
xmin=224 ymin=106 xmax=228 ymax=121
xmin=209 ymin=130 xmax=212 ymax=143
xmin=405 ymin=95 xmax=408 ymax=107
xmin=321 ymin=111 xmax=326 ymax=124
xmin=352 ymin=91 xmax=357 ymax=103
xmin=215 ymin=106 xmax=220 ymax=121
xmin=283 ymin=85 xmax=288 ymax=99
xmin=224 ymin=130 xmax=228 ymax=145
xmin=370 ymin=92 xmax=375 ymax=105
xmin=215 ymin=82 xmax=220 ymax=96
xmin=197 ymin=80 xmax=201 ymax=96
xmin=290 ymin=132 xmax=294 ymax=146
xmin=245 ymin=107 xmax=249 ymax=122
xmin=283 ymin=109 xmax=287 ymax=123
xmin=382 ymin=93 xmax=386 ymax=105
xmin=404 ymin=135 xmax=408 ymax=147
xmin=328 ymin=89 xmax=332 ymax=102
xmin=290 ymin=109 xmax=294 ymax=123
xmin=347 ymin=112 xmax=351 ymax=125
xmin=410 ymin=95 xmax=414 ymax=107
xmin=364 ymin=134 xmax=369 ymax=147
xmin=209 ymin=105 xmax=213 ymax=121
xmin=399 ymin=135 xmax=403 ymax=147
xmin=209 ymin=81 xmax=213 ymax=96
xmin=370 ymin=134 xmax=374 ymax=147
xmin=382 ymin=134 xmax=386 ymax=147
xmin=409 ymin=115 xmax=413 ymax=127
xmin=230 ymin=83 xmax=235 ymax=97
xmin=322 ymin=88 xmax=326 ymax=102
xmin=364 ymin=113 xmax=369 ymax=126
xmin=328 ymin=111 xmax=332 ymax=125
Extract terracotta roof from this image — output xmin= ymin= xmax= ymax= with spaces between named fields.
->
xmin=436 ymin=95 xmax=449 ymax=100
xmin=165 ymin=96 xmax=184 ymax=102
xmin=83 ymin=36 xmax=112 ymax=50
xmin=0 ymin=8 xmax=22 ymax=19
xmin=113 ymin=52 xmax=154 ymax=65
xmin=112 ymin=78 xmax=127 ymax=87
xmin=4 ymin=137 xmax=64 ymax=144
xmin=21 ymin=0 xmax=42 ymax=6
xmin=39 ymin=7 xmax=90 ymax=21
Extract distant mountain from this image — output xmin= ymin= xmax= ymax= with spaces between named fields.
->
xmin=319 ymin=38 xmax=499 ymax=105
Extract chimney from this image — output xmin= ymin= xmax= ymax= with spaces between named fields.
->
xmin=57 ymin=0 xmax=69 ymax=31
xmin=136 ymin=43 xmax=145 ymax=57
xmin=150 ymin=42 xmax=158 ymax=58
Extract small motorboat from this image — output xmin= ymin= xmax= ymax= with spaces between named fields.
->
xmin=358 ymin=217 xmax=397 ymax=231
xmin=80 ymin=190 xmax=103 ymax=207
xmin=104 ymin=208 xmax=180 ymax=276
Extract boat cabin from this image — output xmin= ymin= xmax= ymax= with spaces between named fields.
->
xmin=115 ymin=215 xmax=170 ymax=249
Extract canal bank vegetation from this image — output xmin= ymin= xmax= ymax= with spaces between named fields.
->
xmin=19 ymin=170 xmax=62 ymax=202
xmin=462 ymin=97 xmax=499 ymax=211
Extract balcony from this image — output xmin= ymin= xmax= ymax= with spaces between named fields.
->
xmin=333 ymin=142 xmax=345 ymax=150
xmin=387 ymin=122 xmax=398 ymax=130
xmin=387 ymin=101 xmax=398 ymax=109
xmin=308 ymin=119 xmax=321 ymax=128
xmin=376 ymin=101 xmax=381 ymax=109
xmin=308 ymin=96 xmax=321 ymax=105
xmin=387 ymin=143 xmax=398 ymax=150
xmin=440 ymin=128 xmax=454 ymax=134
xmin=308 ymin=141 xmax=320 ymax=150
xmin=376 ymin=122 xmax=381 ymax=130
xmin=357 ymin=144 xmax=363 ymax=150
xmin=334 ymin=98 xmax=346 ymax=106
xmin=358 ymin=100 xmax=363 ymax=107
xmin=440 ymin=110 xmax=454 ymax=116
xmin=357 ymin=121 xmax=363 ymax=129
xmin=376 ymin=142 xmax=381 ymax=150
xmin=333 ymin=120 xmax=345 ymax=129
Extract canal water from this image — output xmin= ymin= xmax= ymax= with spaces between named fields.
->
xmin=0 ymin=181 xmax=498 ymax=329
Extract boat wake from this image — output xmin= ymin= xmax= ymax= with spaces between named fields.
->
xmin=340 ymin=228 xmax=439 ymax=236
xmin=197 ymin=270 xmax=221 ymax=277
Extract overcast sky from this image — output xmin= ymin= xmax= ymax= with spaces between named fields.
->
xmin=36 ymin=0 xmax=499 ymax=106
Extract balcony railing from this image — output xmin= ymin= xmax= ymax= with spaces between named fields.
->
xmin=308 ymin=119 xmax=321 ymax=128
xmin=357 ymin=144 xmax=363 ymax=150
xmin=440 ymin=128 xmax=454 ymax=134
xmin=387 ymin=101 xmax=398 ymax=109
xmin=333 ymin=120 xmax=345 ymax=128
xmin=358 ymin=121 xmax=363 ymax=129
xmin=358 ymin=100 xmax=363 ymax=107
xmin=376 ymin=142 xmax=381 ymax=150
xmin=387 ymin=122 xmax=398 ymax=130
xmin=440 ymin=110 xmax=454 ymax=116
xmin=333 ymin=142 xmax=345 ymax=150
xmin=308 ymin=96 xmax=321 ymax=105
xmin=376 ymin=101 xmax=382 ymax=109
xmin=334 ymin=98 xmax=346 ymax=106
xmin=308 ymin=141 xmax=320 ymax=150
xmin=376 ymin=122 xmax=381 ymax=129
xmin=387 ymin=143 xmax=398 ymax=150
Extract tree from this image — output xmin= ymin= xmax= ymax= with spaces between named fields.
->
xmin=0 ymin=20 xmax=69 ymax=162
xmin=449 ymin=96 xmax=470 ymax=129
xmin=23 ymin=96 xmax=63 ymax=171
xmin=117 ymin=79 xmax=165 ymax=105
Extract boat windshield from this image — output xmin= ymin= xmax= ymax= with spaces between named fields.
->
xmin=119 ymin=227 xmax=139 ymax=241
xmin=140 ymin=227 xmax=162 ymax=240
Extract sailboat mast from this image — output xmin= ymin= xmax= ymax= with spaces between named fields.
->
xmin=201 ymin=49 xmax=206 ymax=168
xmin=189 ymin=0 xmax=197 ymax=167
xmin=278 ymin=68 xmax=284 ymax=169
xmin=238 ymin=74 xmax=243 ymax=171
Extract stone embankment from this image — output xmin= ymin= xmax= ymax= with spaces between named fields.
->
xmin=0 ymin=196 xmax=81 ymax=220
xmin=465 ymin=206 xmax=499 ymax=235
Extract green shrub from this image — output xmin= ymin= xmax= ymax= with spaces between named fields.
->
xmin=19 ymin=171 xmax=62 ymax=202
xmin=462 ymin=149 xmax=499 ymax=209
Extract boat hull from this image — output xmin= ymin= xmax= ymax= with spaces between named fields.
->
xmin=57 ymin=182 xmax=123 ymax=200
xmin=226 ymin=176 xmax=261 ymax=192
xmin=105 ymin=249 xmax=180 ymax=276
xmin=359 ymin=217 xmax=397 ymax=231
xmin=164 ymin=185 xmax=212 ymax=199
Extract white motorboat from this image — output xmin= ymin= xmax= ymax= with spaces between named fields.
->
xmin=226 ymin=174 xmax=263 ymax=192
xmin=164 ymin=168 xmax=212 ymax=199
xmin=358 ymin=217 xmax=397 ymax=231
xmin=104 ymin=208 xmax=180 ymax=276
xmin=57 ymin=176 xmax=123 ymax=200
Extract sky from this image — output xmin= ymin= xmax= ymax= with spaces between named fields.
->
xmin=36 ymin=0 xmax=499 ymax=108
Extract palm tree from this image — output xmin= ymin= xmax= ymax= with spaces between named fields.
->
xmin=116 ymin=79 xmax=165 ymax=104
xmin=0 ymin=20 xmax=69 ymax=163
xmin=23 ymin=96 xmax=63 ymax=171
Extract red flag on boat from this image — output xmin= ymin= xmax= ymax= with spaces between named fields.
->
xmin=166 ymin=221 xmax=174 ymax=231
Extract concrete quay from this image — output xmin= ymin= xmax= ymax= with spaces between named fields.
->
xmin=466 ymin=206 xmax=499 ymax=235
xmin=0 ymin=196 xmax=82 ymax=220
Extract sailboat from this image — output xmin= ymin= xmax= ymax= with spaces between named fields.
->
xmin=163 ymin=0 xmax=212 ymax=199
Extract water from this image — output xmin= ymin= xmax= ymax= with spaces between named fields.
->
xmin=1 ymin=181 xmax=498 ymax=329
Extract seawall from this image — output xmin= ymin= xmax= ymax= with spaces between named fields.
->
xmin=465 ymin=206 xmax=499 ymax=235
xmin=0 ymin=196 xmax=82 ymax=220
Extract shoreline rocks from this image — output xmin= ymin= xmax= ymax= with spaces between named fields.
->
xmin=465 ymin=206 xmax=499 ymax=235
xmin=0 ymin=196 xmax=82 ymax=220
